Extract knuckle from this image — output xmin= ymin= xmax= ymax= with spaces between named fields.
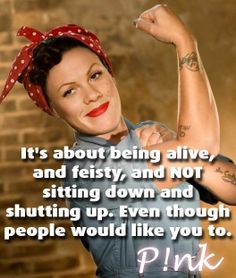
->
xmin=139 ymin=129 xmax=148 ymax=139
xmin=150 ymin=133 xmax=160 ymax=143
xmin=140 ymin=12 xmax=150 ymax=20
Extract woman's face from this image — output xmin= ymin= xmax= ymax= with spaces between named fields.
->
xmin=46 ymin=46 xmax=126 ymax=139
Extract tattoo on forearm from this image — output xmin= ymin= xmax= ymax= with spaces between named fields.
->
xmin=178 ymin=125 xmax=191 ymax=138
xmin=215 ymin=167 xmax=236 ymax=185
xmin=179 ymin=52 xmax=200 ymax=71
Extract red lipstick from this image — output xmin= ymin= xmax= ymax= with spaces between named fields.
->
xmin=86 ymin=101 xmax=109 ymax=117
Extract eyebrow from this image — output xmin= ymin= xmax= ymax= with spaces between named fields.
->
xmin=57 ymin=62 xmax=100 ymax=92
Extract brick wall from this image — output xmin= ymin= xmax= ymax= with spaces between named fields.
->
xmin=0 ymin=1 xmax=96 ymax=277
xmin=0 ymin=1 xmax=236 ymax=277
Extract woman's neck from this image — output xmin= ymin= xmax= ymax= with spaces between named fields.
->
xmin=97 ymin=116 xmax=128 ymax=144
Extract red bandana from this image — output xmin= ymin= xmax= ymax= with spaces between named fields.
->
xmin=0 ymin=24 xmax=113 ymax=115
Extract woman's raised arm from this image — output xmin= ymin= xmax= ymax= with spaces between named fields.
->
xmin=134 ymin=4 xmax=220 ymax=187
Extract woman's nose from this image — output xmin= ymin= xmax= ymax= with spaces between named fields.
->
xmin=83 ymin=85 xmax=102 ymax=105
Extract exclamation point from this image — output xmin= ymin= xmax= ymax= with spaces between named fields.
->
xmin=163 ymin=247 xmax=170 ymax=271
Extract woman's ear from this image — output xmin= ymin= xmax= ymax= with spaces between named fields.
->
xmin=52 ymin=108 xmax=60 ymax=118
xmin=49 ymin=102 xmax=60 ymax=118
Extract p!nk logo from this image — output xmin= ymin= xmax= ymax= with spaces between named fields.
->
xmin=137 ymin=243 xmax=224 ymax=274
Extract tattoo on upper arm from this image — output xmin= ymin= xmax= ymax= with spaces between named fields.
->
xmin=215 ymin=167 xmax=236 ymax=185
xmin=179 ymin=52 xmax=200 ymax=71
xmin=178 ymin=125 xmax=191 ymax=138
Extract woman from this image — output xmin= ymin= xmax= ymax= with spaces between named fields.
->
xmin=1 ymin=3 xmax=235 ymax=277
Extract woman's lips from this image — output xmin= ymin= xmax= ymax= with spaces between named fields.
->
xmin=86 ymin=101 xmax=109 ymax=117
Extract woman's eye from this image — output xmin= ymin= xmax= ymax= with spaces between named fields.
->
xmin=90 ymin=71 xmax=102 ymax=81
xmin=63 ymin=89 xmax=75 ymax=97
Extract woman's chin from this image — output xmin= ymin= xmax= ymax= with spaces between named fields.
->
xmin=69 ymin=114 xmax=126 ymax=138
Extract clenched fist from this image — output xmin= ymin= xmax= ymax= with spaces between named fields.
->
xmin=134 ymin=4 xmax=195 ymax=48
xmin=135 ymin=123 xmax=176 ymax=147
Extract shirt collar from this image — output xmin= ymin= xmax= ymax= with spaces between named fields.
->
xmin=74 ymin=118 xmax=137 ymax=148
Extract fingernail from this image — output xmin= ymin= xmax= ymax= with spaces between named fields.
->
xmin=133 ymin=18 xmax=139 ymax=28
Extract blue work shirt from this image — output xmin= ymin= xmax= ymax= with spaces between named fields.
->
xmin=63 ymin=119 xmax=204 ymax=278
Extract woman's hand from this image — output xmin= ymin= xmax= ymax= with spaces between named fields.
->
xmin=134 ymin=4 xmax=194 ymax=47
xmin=135 ymin=124 xmax=176 ymax=147
xmin=133 ymin=4 xmax=220 ymax=189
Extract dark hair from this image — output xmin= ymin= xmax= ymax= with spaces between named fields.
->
xmin=29 ymin=37 xmax=86 ymax=97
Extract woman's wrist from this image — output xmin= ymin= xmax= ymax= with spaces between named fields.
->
xmin=175 ymin=33 xmax=198 ymax=57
